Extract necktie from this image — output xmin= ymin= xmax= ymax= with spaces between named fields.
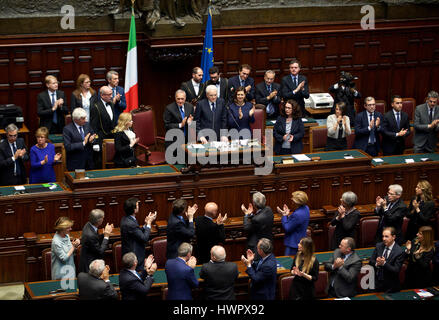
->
xmin=12 ymin=143 xmax=21 ymax=176
xmin=256 ymin=259 xmax=263 ymax=270
xmin=369 ymin=113 xmax=375 ymax=144
xmin=396 ymin=112 xmax=400 ymax=130
xmin=112 ymin=88 xmax=116 ymax=99
xmin=267 ymin=84 xmax=272 ymax=93
xmin=383 ymin=247 xmax=389 ymax=259
xmin=179 ymin=106 xmax=186 ymax=136
xmin=240 ymin=79 xmax=244 ymax=87
xmin=211 ymin=102 xmax=216 ymax=113
xmin=386 ymin=201 xmax=394 ymax=211
xmin=429 ymin=108 xmax=433 ymax=123
xmin=293 ymin=76 xmax=297 ymax=87
xmin=79 ymin=126 xmax=85 ymax=139
xmin=51 ymin=93 xmax=58 ymax=124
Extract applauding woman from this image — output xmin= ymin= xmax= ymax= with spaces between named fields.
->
xmin=227 ymin=86 xmax=255 ymax=139
xmin=273 ymin=99 xmax=305 ymax=155
xmin=71 ymin=74 xmax=98 ymax=121
xmin=113 ymin=113 xmax=139 ymax=168
xmin=277 ymin=191 xmax=310 ymax=255
xmin=290 ymin=237 xmax=319 ymax=300
xmin=325 ymin=102 xmax=352 ymax=151
xmin=406 ymin=180 xmax=435 ymax=241
xmin=29 ymin=127 xmax=61 ymax=183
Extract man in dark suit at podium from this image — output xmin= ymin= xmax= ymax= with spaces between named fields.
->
xmin=382 ymin=95 xmax=410 ymax=155
xmin=281 ymin=59 xmax=310 ymax=116
xmin=37 ymin=75 xmax=69 ymax=134
xmin=255 ymin=70 xmax=282 ymax=120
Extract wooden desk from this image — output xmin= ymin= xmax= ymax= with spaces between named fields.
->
xmin=306 ymin=107 xmax=332 ymax=116
xmin=0 ymin=124 xmax=30 ymax=146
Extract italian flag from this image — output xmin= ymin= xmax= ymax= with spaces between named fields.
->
xmin=124 ymin=10 xmax=138 ymax=112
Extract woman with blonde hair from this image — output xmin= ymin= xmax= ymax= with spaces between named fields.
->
xmin=277 ymin=191 xmax=310 ymax=255
xmin=290 ymin=237 xmax=319 ymax=300
xmin=29 ymin=126 xmax=61 ymax=183
xmin=404 ymin=226 xmax=434 ymax=289
xmin=51 ymin=216 xmax=80 ymax=280
xmin=406 ymin=180 xmax=435 ymax=240
xmin=113 ymin=112 xmax=139 ymax=167
xmin=71 ymin=74 xmax=97 ymax=121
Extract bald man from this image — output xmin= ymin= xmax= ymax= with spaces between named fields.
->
xmin=199 ymin=245 xmax=239 ymax=300
xmin=194 ymin=202 xmax=227 ymax=264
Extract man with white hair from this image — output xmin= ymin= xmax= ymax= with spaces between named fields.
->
xmin=375 ymin=184 xmax=408 ymax=245
xmin=63 ymin=107 xmax=96 ymax=171
xmin=195 ymin=84 xmax=228 ymax=143
xmin=199 ymin=245 xmax=239 ymax=300
xmin=77 ymin=259 xmax=118 ymax=300
xmin=241 ymin=191 xmax=274 ymax=259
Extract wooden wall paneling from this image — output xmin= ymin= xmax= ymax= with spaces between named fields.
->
xmin=255 ymin=39 xmax=269 ymax=79
xmin=0 ymin=244 xmax=27 ymax=283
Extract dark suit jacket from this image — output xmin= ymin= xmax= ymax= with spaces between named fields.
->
xmin=165 ymin=257 xmax=199 ymax=300
xmin=227 ymin=75 xmax=256 ymax=103
xmin=245 ymin=253 xmax=277 ymax=300
xmin=243 ymin=206 xmax=274 ymax=253
xmin=90 ymin=99 xmax=117 ymax=141
xmin=369 ymin=241 xmax=405 ymax=292
xmin=120 ymin=215 xmax=151 ymax=271
xmin=280 ymin=74 xmax=309 ymax=115
xmin=382 ymin=110 xmax=410 ymax=155
xmin=114 ymin=131 xmax=136 ymax=168
xmin=330 ymin=209 xmax=361 ymax=250
xmin=119 ymin=268 xmax=154 ymax=300
xmin=324 ymin=249 xmax=362 ymax=297
xmin=78 ymin=222 xmax=109 ymax=273
xmin=37 ymin=90 xmax=68 ymax=132
xmin=77 ymin=272 xmax=118 ymax=300
xmin=273 ymin=116 xmax=305 ymax=154
xmin=406 ymin=197 xmax=435 ymax=241
xmin=255 ymin=81 xmax=281 ymax=119
xmin=62 ymin=122 xmax=95 ymax=171
xmin=70 ymin=92 xmax=98 ymax=111
xmin=181 ymin=80 xmax=206 ymax=105
xmin=353 ymin=110 xmax=383 ymax=151
xmin=203 ymin=77 xmax=229 ymax=101
xmin=194 ymin=216 xmax=226 ymax=264
xmin=163 ymin=102 xmax=195 ymax=148
xmin=375 ymin=198 xmax=407 ymax=245
xmin=195 ymin=98 xmax=228 ymax=141
xmin=199 ymin=260 xmax=239 ymax=300
xmin=166 ymin=214 xmax=195 ymax=259
xmin=413 ymin=103 xmax=439 ymax=153
xmin=109 ymin=85 xmax=126 ymax=121
xmin=0 ymin=138 xmax=29 ymax=186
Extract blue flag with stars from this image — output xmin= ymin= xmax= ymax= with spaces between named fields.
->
xmin=201 ymin=8 xmax=214 ymax=83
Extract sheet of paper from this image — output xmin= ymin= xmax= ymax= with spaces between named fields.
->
xmin=14 ymin=186 xmax=25 ymax=190
xmin=405 ymin=158 xmax=415 ymax=163
xmin=271 ymin=120 xmax=276 ymax=124
xmin=301 ymin=118 xmax=308 ymax=122
xmin=344 ymin=156 xmax=354 ymax=159
xmin=373 ymin=158 xmax=383 ymax=163
xmin=293 ymin=154 xmax=311 ymax=161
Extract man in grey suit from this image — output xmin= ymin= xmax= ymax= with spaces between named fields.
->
xmin=77 ymin=259 xmax=118 ymax=300
xmin=414 ymin=90 xmax=439 ymax=153
xmin=324 ymin=237 xmax=362 ymax=298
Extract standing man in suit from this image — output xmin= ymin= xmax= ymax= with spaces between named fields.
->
xmin=194 ymin=202 xmax=227 ymax=264
xmin=375 ymin=184 xmax=408 ymax=245
xmin=203 ymin=66 xmax=228 ymax=101
xmin=241 ymin=238 xmax=277 ymax=300
xmin=228 ymin=64 xmax=256 ymax=103
xmin=199 ymin=245 xmax=239 ymax=300
xmin=166 ymin=199 xmax=197 ymax=259
xmin=353 ymin=96 xmax=383 ymax=156
xmin=369 ymin=227 xmax=405 ymax=293
xmin=37 ymin=75 xmax=69 ymax=134
xmin=414 ymin=90 xmax=439 ymax=153
xmin=63 ymin=107 xmax=96 ymax=171
xmin=119 ymin=252 xmax=157 ymax=300
xmin=195 ymin=85 xmax=228 ymax=143
xmin=165 ymin=242 xmax=199 ymax=300
xmin=324 ymin=237 xmax=362 ymax=298
xmin=255 ymin=70 xmax=282 ymax=120
xmin=241 ymin=192 xmax=274 ymax=259
xmin=163 ymin=89 xmax=195 ymax=150
xmin=120 ymin=197 xmax=157 ymax=271
xmin=106 ymin=70 xmax=126 ymax=121
xmin=281 ymin=59 xmax=310 ymax=117
xmin=181 ymin=67 xmax=206 ymax=107
xmin=0 ymin=123 xmax=28 ymax=186
xmin=79 ymin=209 xmax=114 ymax=273
xmin=77 ymin=259 xmax=118 ymax=300
xmin=382 ymin=95 xmax=410 ymax=155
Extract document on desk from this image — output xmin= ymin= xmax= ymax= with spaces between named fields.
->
xmin=14 ymin=186 xmax=25 ymax=191
xmin=344 ymin=156 xmax=354 ymax=159
xmin=189 ymin=144 xmax=205 ymax=149
xmin=405 ymin=158 xmax=415 ymax=164
xmin=373 ymin=158 xmax=383 ymax=163
xmin=301 ymin=118 xmax=308 ymax=122
xmin=293 ymin=154 xmax=311 ymax=161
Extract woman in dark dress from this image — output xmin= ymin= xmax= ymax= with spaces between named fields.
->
xmin=290 ymin=237 xmax=319 ymax=300
xmin=404 ymin=226 xmax=434 ymax=289
xmin=227 ymin=86 xmax=255 ymax=140
xmin=113 ymin=113 xmax=139 ymax=168
xmin=325 ymin=102 xmax=352 ymax=151
xmin=405 ymin=180 xmax=435 ymax=241
xmin=273 ymin=99 xmax=305 ymax=155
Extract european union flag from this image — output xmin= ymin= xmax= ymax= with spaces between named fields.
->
xmin=201 ymin=8 xmax=214 ymax=83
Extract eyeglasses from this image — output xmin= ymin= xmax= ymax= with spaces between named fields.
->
xmin=387 ymin=191 xmax=396 ymax=195
xmin=7 ymin=134 xmax=17 ymax=138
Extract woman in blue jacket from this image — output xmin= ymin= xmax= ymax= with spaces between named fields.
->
xmin=277 ymin=191 xmax=310 ymax=255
